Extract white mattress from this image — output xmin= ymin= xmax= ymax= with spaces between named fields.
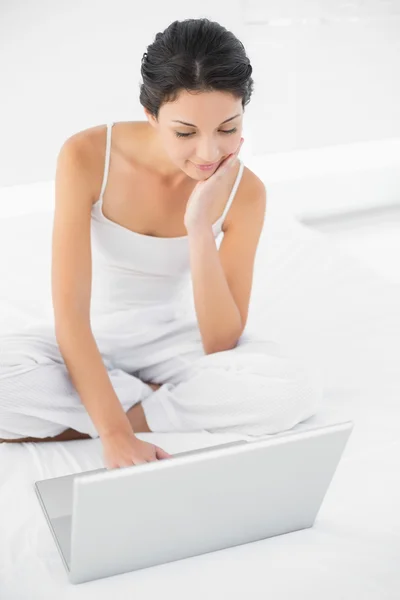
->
xmin=0 ymin=204 xmax=399 ymax=598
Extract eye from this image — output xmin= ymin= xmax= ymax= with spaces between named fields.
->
xmin=175 ymin=128 xmax=237 ymax=138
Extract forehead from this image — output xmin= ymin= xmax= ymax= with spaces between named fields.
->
xmin=161 ymin=90 xmax=243 ymax=123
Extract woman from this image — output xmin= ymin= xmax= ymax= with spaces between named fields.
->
xmin=0 ymin=18 xmax=322 ymax=468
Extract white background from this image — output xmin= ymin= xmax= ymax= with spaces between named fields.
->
xmin=0 ymin=1 xmax=399 ymax=275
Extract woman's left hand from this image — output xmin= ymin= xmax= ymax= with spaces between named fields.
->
xmin=184 ymin=138 xmax=244 ymax=233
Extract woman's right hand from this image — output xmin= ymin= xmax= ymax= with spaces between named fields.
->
xmin=101 ymin=427 xmax=172 ymax=469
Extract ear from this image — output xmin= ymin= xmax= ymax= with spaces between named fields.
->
xmin=144 ymin=108 xmax=157 ymax=128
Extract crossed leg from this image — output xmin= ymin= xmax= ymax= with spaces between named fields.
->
xmin=0 ymin=332 xmax=322 ymax=443
xmin=0 ymin=382 xmax=161 ymax=443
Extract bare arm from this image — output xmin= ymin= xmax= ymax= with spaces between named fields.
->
xmin=52 ymin=135 xmax=133 ymax=438
xmin=55 ymin=318 xmax=132 ymax=437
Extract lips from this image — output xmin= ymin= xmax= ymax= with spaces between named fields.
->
xmin=192 ymin=159 xmax=223 ymax=170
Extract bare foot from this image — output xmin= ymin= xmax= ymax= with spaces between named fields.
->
xmin=126 ymin=402 xmax=152 ymax=432
xmin=147 ymin=383 xmax=162 ymax=391
xmin=0 ymin=428 xmax=91 ymax=443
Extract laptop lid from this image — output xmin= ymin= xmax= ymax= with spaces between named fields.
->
xmin=67 ymin=421 xmax=353 ymax=584
xmin=34 ymin=440 xmax=249 ymax=573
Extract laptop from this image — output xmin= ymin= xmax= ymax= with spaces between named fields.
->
xmin=35 ymin=420 xmax=353 ymax=585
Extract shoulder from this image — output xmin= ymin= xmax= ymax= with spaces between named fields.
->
xmin=224 ymin=160 xmax=267 ymax=231
xmin=62 ymin=121 xmax=122 ymax=170
xmin=59 ymin=121 xmax=144 ymax=201
xmin=242 ymin=164 xmax=266 ymax=200
xmin=59 ymin=124 xmax=105 ymax=189
xmin=78 ymin=120 xmax=145 ymax=162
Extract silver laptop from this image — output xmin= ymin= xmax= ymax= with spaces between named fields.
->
xmin=35 ymin=420 xmax=353 ymax=585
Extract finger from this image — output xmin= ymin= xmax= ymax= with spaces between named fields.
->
xmin=218 ymin=153 xmax=235 ymax=171
xmin=157 ymin=449 xmax=172 ymax=459
xmin=223 ymin=151 xmax=240 ymax=170
xmin=215 ymin=142 xmax=243 ymax=176
xmin=226 ymin=139 xmax=244 ymax=165
xmin=156 ymin=446 xmax=172 ymax=459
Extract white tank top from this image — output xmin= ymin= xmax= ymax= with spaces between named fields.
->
xmin=89 ymin=121 xmax=245 ymax=317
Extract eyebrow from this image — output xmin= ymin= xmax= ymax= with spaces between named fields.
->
xmin=171 ymin=114 xmax=241 ymax=127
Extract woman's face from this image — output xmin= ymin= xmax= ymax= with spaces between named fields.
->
xmin=145 ymin=90 xmax=243 ymax=181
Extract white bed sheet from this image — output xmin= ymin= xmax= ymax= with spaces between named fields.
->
xmin=0 ymin=204 xmax=399 ymax=598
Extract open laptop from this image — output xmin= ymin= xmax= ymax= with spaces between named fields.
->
xmin=35 ymin=420 xmax=353 ymax=585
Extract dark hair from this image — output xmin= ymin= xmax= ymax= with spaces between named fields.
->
xmin=139 ymin=18 xmax=254 ymax=120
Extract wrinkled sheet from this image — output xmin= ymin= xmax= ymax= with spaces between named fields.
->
xmin=0 ymin=204 xmax=399 ymax=598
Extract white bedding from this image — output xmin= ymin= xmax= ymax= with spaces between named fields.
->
xmin=0 ymin=203 xmax=399 ymax=598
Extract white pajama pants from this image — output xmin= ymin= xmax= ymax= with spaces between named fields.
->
xmin=0 ymin=313 xmax=323 ymax=441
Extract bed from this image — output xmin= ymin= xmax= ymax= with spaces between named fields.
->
xmin=0 ymin=183 xmax=399 ymax=598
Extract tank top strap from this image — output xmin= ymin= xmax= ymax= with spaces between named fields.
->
xmin=220 ymin=158 xmax=245 ymax=224
xmin=98 ymin=121 xmax=114 ymax=202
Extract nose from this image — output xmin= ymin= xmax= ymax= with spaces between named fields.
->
xmin=195 ymin=139 xmax=222 ymax=164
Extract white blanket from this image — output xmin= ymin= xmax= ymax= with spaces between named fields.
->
xmin=0 ymin=205 xmax=399 ymax=598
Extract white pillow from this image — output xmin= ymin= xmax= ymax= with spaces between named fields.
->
xmin=0 ymin=210 xmax=54 ymax=332
xmin=247 ymin=214 xmax=400 ymax=408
